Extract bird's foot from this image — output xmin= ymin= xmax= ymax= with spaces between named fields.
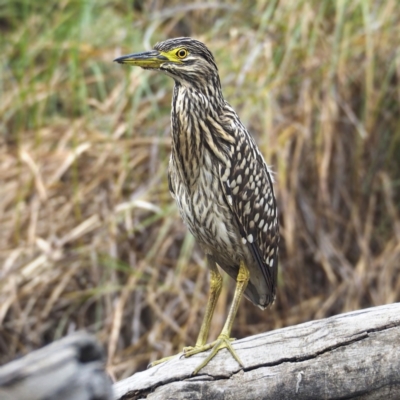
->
xmin=183 ymin=334 xmax=243 ymax=375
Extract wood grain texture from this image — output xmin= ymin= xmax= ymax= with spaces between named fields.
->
xmin=0 ymin=332 xmax=113 ymax=400
xmin=114 ymin=303 xmax=400 ymax=400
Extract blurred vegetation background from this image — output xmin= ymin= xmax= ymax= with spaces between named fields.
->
xmin=1 ymin=0 xmax=400 ymax=380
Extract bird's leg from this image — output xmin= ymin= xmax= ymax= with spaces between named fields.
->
xmin=184 ymin=260 xmax=250 ymax=375
xmin=184 ymin=258 xmax=222 ymax=352
xmin=148 ymin=257 xmax=222 ymax=368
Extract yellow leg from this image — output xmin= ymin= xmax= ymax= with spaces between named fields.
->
xmin=184 ymin=260 xmax=250 ymax=375
xmin=185 ymin=259 xmax=222 ymax=350
xmin=148 ymin=257 xmax=222 ymax=368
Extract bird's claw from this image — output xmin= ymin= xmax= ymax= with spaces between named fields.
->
xmin=184 ymin=334 xmax=243 ymax=375
xmin=148 ymin=336 xmax=243 ymax=375
xmin=147 ymin=353 xmax=179 ymax=368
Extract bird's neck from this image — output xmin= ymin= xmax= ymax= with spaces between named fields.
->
xmin=170 ymin=82 xmax=232 ymax=189
xmin=170 ymin=83 xmax=204 ymax=188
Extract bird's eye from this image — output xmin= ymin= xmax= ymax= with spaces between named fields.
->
xmin=176 ymin=49 xmax=188 ymax=59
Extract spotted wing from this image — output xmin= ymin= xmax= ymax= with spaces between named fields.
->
xmin=219 ymin=129 xmax=279 ymax=302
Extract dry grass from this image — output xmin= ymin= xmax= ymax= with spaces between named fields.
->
xmin=1 ymin=0 xmax=400 ymax=380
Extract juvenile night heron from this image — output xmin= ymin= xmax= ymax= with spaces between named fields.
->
xmin=114 ymin=37 xmax=279 ymax=374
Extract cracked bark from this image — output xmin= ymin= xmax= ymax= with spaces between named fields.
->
xmin=113 ymin=303 xmax=400 ymax=400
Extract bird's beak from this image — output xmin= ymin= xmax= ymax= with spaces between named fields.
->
xmin=113 ymin=50 xmax=169 ymax=69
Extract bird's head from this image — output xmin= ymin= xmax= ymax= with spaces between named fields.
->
xmin=114 ymin=37 xmax=221 ymax=90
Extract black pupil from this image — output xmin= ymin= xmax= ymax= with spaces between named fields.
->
xmin=179 ymin=50 xmax=185 ymax=57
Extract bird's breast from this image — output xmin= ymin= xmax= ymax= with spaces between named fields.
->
xmin=169 ymin=150 xmax=244 ymax=266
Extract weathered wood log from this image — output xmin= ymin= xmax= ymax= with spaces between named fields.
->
xmin=114 ymin=303 xmax=400 ymax=400
xmin=0 ymin=332 xmax=113 ymax=400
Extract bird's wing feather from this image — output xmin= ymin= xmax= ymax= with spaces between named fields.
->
xmin=218 ymin=126 xmax=279 ymax=299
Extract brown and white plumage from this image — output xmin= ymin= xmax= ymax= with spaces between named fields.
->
xmin=114 ymin=37 xmax=279 ymax=373
xmin=157 ymin=38 xmax=279 ymax=308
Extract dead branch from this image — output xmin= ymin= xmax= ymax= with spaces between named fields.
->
xmin=114 ymin=303 xmax=400 ymax=400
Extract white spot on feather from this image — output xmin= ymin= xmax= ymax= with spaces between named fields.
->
xmin=244 ymin=201 xmax=251 ymax=215
xmin=222 ymin=168 xmax=231 ymax=181
xmin=269 ymin=259 xmax=274 ymax=268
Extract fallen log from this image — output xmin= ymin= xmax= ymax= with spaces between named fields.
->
xmin=114 ymin=303 xmax=400 ymax=400
xmin=0 ymin=332 xmax=113 ymax=400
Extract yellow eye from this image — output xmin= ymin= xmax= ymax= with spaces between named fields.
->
xmin=176 ymin=48 xmax=188 ymax=59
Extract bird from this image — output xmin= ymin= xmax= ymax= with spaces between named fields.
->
xmin=114 ymin=37 xmax=279 ymax=375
